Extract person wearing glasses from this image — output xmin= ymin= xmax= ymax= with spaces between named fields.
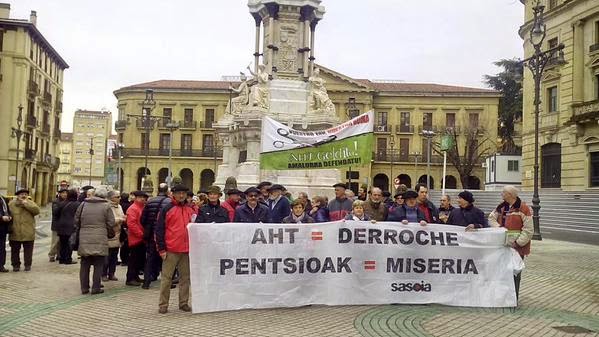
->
xmin=234 ymin=187 xmax=271 ymax=223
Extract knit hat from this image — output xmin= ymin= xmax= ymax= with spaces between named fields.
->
xmin=458 ymin=190 xmax=475 ymax=204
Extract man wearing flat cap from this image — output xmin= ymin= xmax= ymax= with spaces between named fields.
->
xmin=328 ymin=183 xmax=353 ymax=221
xmin=447 ymin=190 xmax=487 ymax=230
xmin=195 ymin=186 xmax=229 ymax=223
xmin=49 ymin=188 xmax=69 ymax=262
xmin=155 ymin=184 xmax=196 ymax=314
xmin=234 ymin=187 xmax=270 ymax=223
xmin=222 ymin=188 xmax=242 ymax=222
xmin=267 ymin=184 xmax=290 ymax=223
xmin=8 ymin=189 xmax=40 ymax=271
xmin=388 ymin=190 xmax=427 ymax=225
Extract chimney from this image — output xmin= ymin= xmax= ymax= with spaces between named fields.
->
xmin=0 ymin=3 xmax=10 ymax=19
xmin=30 ymin=10 xmax=37 ymax=26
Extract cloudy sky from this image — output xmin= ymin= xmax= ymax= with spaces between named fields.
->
xmin=10 ymin=0 xmax=524 ymax=131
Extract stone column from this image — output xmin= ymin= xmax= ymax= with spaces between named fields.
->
xmin=309 ymin=20 xmax=318 ymax=76
xmin=253 ymin=14 xmax=262 ymax=74
xmin=267 ymin=16 xmax=275 ymax=76
xmin=572 ymin=20 xmax=585 ymax=104
xmin=302 ymin=19 xmax=310 ymax=79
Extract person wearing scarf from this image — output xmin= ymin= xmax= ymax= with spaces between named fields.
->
xmin=283 ymin=200 xmax=314 ymax=223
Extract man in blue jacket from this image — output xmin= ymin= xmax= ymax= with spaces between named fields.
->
xmin=447 ymin=190 xmax=487 ymax=230
xmin=266 ymin=184 xmax=290 ymax=223
xmin=234 ymin=187 xmax=271 ymax=223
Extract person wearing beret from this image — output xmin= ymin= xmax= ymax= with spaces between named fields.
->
xmin=222 ymin=188 xmax=242 ymax=222
xmin=256 ymin=181 xmax=272 ymax=207
xmin=328 ymin=183 xmax=353 ymax=221
xmin=387 ymin=190 xmax=427 ymax=225
xmin=267 ymin=184 xmax=291 ymax=223
xmin=234 ymin=187 xmax=271 ymax=223
xmin=447 ymin=190 xmax=487 ymax=231
xmin=49 ymin=188 xmax=69 ymax=262
xmin=125 ymin=191 xmax=148 ymax=286
xmin=195 ymin=186 xmax=229 ymax=223
xmin=8 ymin=189 xmax=41 ymax=272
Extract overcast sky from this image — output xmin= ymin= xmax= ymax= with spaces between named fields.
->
xmin=11 ymin=0 xmax=524 ymax=131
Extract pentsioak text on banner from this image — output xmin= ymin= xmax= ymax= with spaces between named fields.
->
xmin=188 ymin=221 xmax=520 ymax=313
xmin=260 ymin=111 xmax=374 ymax=170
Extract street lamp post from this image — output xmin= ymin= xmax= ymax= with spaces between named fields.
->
xmin=117 ymin=143 xmax=124 ymax=191
xmin=389 ymin=138 xmax=395 ymax=193
xmin=422 ymin=130 xmax=436 ymax=190
xmin=11 ymin=105 xmax=24 ymax=192
xmin=522 ymin=2 xmax=566 ymax=241
xmin=88 ymin=137 xmax=94 ymax=185
xmin=165 ymin=121 xmax=179 ymax=188
xmin=127 ymin=89 xmax=158 ymax=189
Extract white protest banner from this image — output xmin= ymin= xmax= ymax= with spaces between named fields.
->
xmin=188 ymin=221 xmax=519 ymax=313
xmin=260 ymin=111 xmax=374 ymax=170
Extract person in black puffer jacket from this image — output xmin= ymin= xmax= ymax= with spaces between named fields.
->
xmin=140 ymin=183 xmax=171 ymax=289
xmin=195 ymin=186 xmax=229 ymax=223
xmin=447 ymin=191 xmax=487 ymax=230
xmin=55 ymin=189 xmax=80 ymax=264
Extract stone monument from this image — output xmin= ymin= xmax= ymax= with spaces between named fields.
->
xmin=215 ymin=0 xmax=340 ymax=196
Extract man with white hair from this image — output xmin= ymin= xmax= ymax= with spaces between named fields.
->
xmin=363 ymin=187 xmax=388 ymax=221
xmin=488 ymin=185 xmax=533 ymax=301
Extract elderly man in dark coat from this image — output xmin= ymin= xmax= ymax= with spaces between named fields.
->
xmin=75 ymin=187 xmax=115 ymax=295
xmin=447 ymin=191 xmax=487 ymax=231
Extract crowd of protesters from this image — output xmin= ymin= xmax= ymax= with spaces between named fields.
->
xmin=0 ymin=180 xmax=533 ymax=312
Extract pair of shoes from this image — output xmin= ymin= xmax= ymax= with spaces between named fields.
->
xmin=141 ymin=284 xmax=150 ymax=289
xmin=126 ymin=280 xmax=142 ymax=286
xmin=135 ymin=277 xmax=144 ymax=283
xmin=63 ymin=261 xmax=77 ymax=265
xmin=179 ymin=304 xmax=191 ymax=312
xmin=13 ymin=267 xmax=20 ymax=272
xmin=0 ymin=267 xmax=9 ymax=273
xmin=120 ymin=262 xmax=128 ymax=266
xmin=170 ymin=284 xmax=177 ymax=289
xmin=158 ymin=307 xmax=168 ymax=314
xmin=100 ymin=284 xmax=104 ymax=288
xmin=24 ymin=266 xmax=31 ymax=272
xmin=109 ymin=275 xmax=118 ymax=281
xmin=91 ymin=289 xmax=104 ymax=295
xmin=102 ymin=276 xmax=109 ymax=282
xmin=82 ymin=289 xmax=90 ymax=295
xmin=49 ymin=257 xmax=55 ymax=262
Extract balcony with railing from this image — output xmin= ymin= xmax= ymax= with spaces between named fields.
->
xmin=40 ymin=123 xmax=51 ymax=136
xmin=395 ymin=124 xmax=414 ymax=134
xmin=28 ymin=80 xmax=40 ymax=97
xmin=180 ymin=120 xmax=198 ymax=130
xmin=55 ymin=100 xmax=63 ymax=113
xmin=120 ymin=148 xmax=222 ymax=158
xmin=589 ymin=43 xmax=599 ymax=54
xmin=157 ymin=119 xmax=179 ymax=129
xmin=24 ymin=149 xmax=36 ymax=161
xmin=136 ymin=119 xmax=155 ymax=130
xmin=418 ymin=125 xmax=439 ymax=134
xmin=53 ymin=128 xmax=61 ymax=141
xmin=201 ymin=147 xmax=223 ymax=157
xmin=440 ymin=126 xmax=461 ymax=135
xmin=115 ymin=120 xmax=128 ymax=131
xmin=42 ymin=91 xmax=52 ymax=106
xmin=26 ymin=114 xmax=37 ymax=129
xmin=570 ymin=100 xmax=599 ymax=124
xmin=374 ymin=150 xmax=443 ymax=164
xmin=199 ymin=121 xmax=214 ymax=129
xmin=374 ymin=124 xmax=391 ymax=133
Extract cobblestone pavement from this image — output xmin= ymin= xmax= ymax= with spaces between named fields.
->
xmin=1 ymin=224 xmax=598 ymax=336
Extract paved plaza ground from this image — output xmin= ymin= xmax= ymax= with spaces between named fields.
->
xmin=1 ymin=220 xmax=598 ymax=337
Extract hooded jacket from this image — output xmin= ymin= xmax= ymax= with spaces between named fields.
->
xmin=155 ymin=197 xmax=196 ymax=254
xmin=126 ymin=200 xmax=146 ymax=247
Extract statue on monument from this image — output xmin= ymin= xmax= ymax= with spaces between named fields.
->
xmin=226 ymin=75 xmax=250 ymax=115
xmin=247 ymin=64 xmax=270 ymax=110
xmin=308 ymin=67 xmax=335 ymax=115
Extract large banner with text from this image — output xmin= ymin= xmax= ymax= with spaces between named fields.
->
xmin=259 ymin=111 xmax=373 ymax=170
xmin=188 ymin=221 xmax=519 ymax=313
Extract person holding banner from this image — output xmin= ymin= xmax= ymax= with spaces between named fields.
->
xmin=362 ymin=187 xmax=388 ymax=221
xmin=387 ymin=190 xmax=427 ymax=225
xmin=155 ymin=184 xmax=196 ymax=314
xmin=234 ymin=187 xmax=270 ymax=223
xmin=309 ymin=196 xmax=330 ymax=223
xmin=488 ymin=185 xmax=533 ymax=301
xmin=195 ymin=186 xmax=229 ymax=223
xmin=328 ymin=183 xmax=353 ymax=221
xmin=222 ymin=189 xmax=242 ymax=222
xmin=344 ymin=200 xmax=371 ymax=221
xmin=447 ymin=191 xmax=487 ymax=231
xmin=415 ymin=184 xmax=439 ymax=224
xmin=283 ymin=200 xmax=314 ymax=223
xmin=267 ymin=184 xmax=291 ymax=223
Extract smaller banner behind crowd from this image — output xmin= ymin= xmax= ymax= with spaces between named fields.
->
xmin=260 ymin=111 xmax=374 ymax=170
xmin=188 ymin=221 xmax=519 ymax=313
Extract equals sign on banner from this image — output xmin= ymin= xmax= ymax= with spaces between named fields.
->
xmin=311 ymin=230 xmax=323 ymax=241
xmin=364 ymin=260 xmax=376 ymax=271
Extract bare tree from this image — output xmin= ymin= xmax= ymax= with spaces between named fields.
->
xmin=434 ymin=128 xmax=494 ymax=189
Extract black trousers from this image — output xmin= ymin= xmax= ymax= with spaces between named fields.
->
xmin=103 ymin=247 xmax=119 ymax=277
xmin=10 ymin=240 xmax=34 ymax=268
xmin=58 ymin=234 xmax=73 ymax=263
xmin=80 ymin=255 xmax=104 ymax=292
xmin=143 ymin=239 xmax=162 ymax=285
xmin=514 ymin=255 xmax=525 ymax=301
xmin=126 ymin=243 xmax=146 ymax=282
xmin=0 ymin=225 xmax=7 ymax=268
xmin=119 ymin=239 xmax=129 ymax=264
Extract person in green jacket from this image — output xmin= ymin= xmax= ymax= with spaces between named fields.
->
xmin=8 ymin=189 xmax=40 ymax=272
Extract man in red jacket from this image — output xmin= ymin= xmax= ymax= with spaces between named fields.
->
xmin=221 ymin=188 xmax=241 ymax=222
xmin=155 ymin=184 xmax=196 ymax=314
xmin=125 ymin=191 xmax=148 ymax=286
